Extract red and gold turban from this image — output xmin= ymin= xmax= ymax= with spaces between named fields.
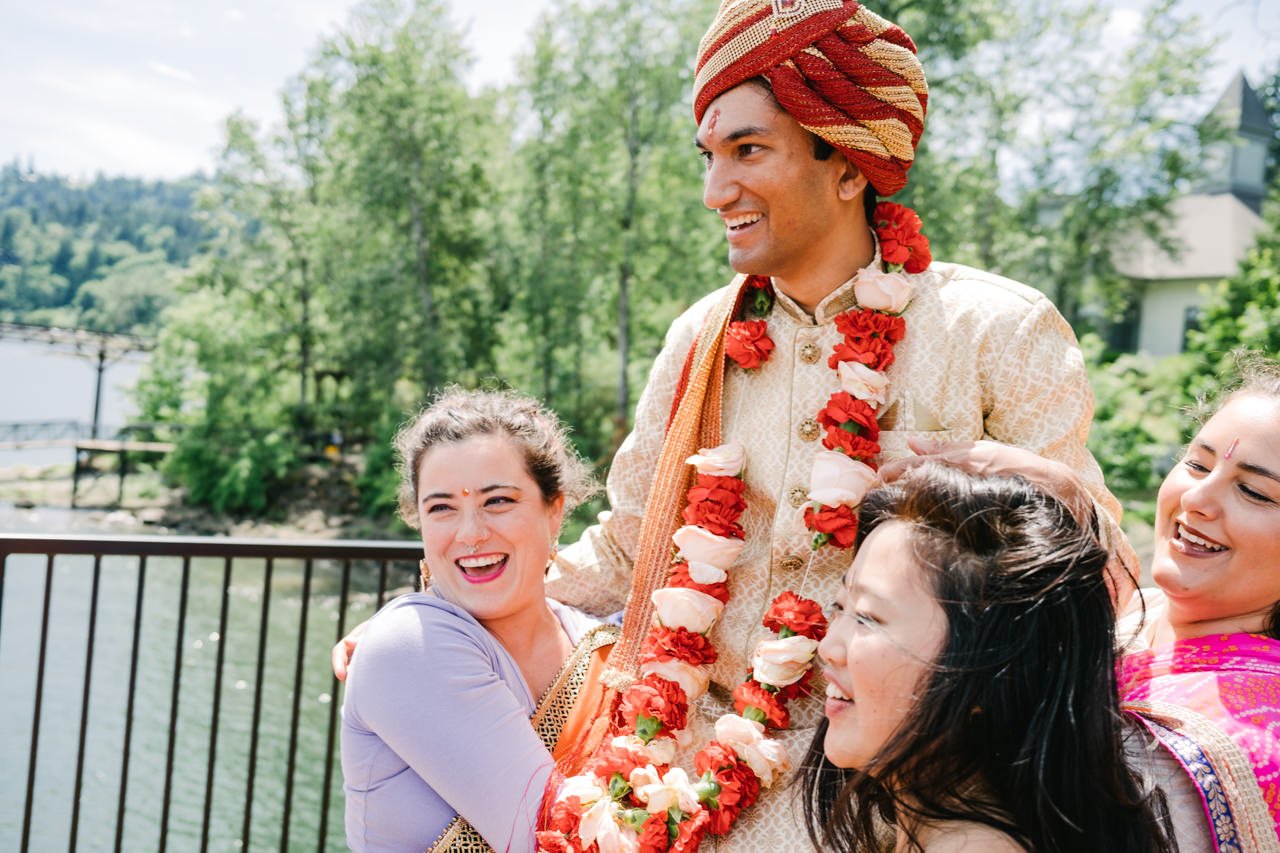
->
xmin=693 ymin=0 xmax=928 ymax=196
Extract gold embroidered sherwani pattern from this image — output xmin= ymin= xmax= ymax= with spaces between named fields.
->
xmin=548 ymin=261 xmax=1134 ymax=850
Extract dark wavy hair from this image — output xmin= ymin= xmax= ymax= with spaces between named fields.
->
xmin=801 ymin=463 xmax=1174 ymax=853
xmin=1192 ymin=351 xmax=1280 ymax=639
xmin=394 ymin=387 xmax=596 ymax=530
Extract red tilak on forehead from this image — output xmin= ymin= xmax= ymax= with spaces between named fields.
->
xmin=1224 ymin=438 xmax=1240 ymax=460
xmin=706 ymin=107 xmax=721 ymax=136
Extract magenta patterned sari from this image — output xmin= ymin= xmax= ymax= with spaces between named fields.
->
xmin=1120 ymin=633 xmax=1280 ymax=852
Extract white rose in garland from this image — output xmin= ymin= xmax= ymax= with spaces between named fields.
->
xmin=808 ymin=449 xmax=877 ymax=508
xmin=651 ymin=587 xmax=725 ymax=634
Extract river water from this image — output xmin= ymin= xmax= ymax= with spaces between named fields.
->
xmin=0 ymin=340 xmax=399 ymax=850
xmin=0 ymin=338 xmax=145 ymax=470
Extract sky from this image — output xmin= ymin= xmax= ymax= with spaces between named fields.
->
xmin=1 ymin=0 xmax=1276 ymax=181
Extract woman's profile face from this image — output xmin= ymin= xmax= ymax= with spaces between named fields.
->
xmin=819 ymin=521 xmax=947 ymax=771
xmin=1152 ymin=393 xmax=1280 ymax=636
xmin=414 ymin=432 xmax=564 ymax=627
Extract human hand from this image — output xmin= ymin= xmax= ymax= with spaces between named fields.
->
xmin=331 ymin=619 xmax=369 ymax=682
xmin=879 ymin=437 xmax=1094 ymax=528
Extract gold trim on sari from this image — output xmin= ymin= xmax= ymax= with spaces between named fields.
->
xmin=427 ymin=624 xmax=619 ymax=853
xmin=1128 ymin=699 xmax=1280 ymax=853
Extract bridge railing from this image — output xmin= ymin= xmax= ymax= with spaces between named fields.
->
xmin=0 ymin=533 xmax=421 ymax=852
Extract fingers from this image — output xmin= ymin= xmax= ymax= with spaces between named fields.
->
xmin=332 ymin=638 xmax=351 ymax=682
xmin=331 ymin=619 xmax=370 ymax=682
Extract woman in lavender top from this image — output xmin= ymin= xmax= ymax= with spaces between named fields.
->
xmin=340 ymin=389 xmax=614 ymax=852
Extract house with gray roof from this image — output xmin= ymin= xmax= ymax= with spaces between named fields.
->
xmin=1114 ymin=71 xmax=1270 ymax=356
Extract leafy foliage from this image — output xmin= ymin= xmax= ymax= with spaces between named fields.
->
xmin=0 ymin=162 xmax=211 ymax=333
xmin=96 ymin=0 xmax=1244 ymax=519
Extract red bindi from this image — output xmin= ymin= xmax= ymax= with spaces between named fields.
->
xmin=1224 ymin=438 xmax=1239 ymax=460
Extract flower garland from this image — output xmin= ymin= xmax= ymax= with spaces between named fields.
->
xmin=727 ymin=202 xmax=930 ymax=550
xmin=537 ymin=203 xmax=930 ymax=852
xmin=537 ymin=444 xmax=828 ymax=852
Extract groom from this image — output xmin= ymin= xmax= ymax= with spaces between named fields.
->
xmin=543 ymin=0 xmax=1136 ymax=845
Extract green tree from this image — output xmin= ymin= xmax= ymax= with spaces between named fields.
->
xmin=1187 ymin=185 xmax=1280 ymax=380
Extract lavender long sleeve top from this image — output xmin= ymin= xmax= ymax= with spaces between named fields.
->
xmin=340 ymin=593 xmax=598 ymax=852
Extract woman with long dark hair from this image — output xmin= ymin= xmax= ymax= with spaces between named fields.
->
xmin=802 ymin=463 xmax=1173 ymax=852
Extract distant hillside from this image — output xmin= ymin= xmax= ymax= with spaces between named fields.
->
xmin=0 ymin=161 xmax=212 ymax=334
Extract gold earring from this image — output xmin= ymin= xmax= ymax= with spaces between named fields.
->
xmin=419 ymin=557 xmax=431 ymax=590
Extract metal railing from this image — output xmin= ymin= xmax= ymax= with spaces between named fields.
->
xmin=0 ymin=533 xmax=422 ymax=852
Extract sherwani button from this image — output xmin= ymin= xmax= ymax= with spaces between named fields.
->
xmin=788 ymin=486 xmax=808 ymax=508
xmin=779 ymin=556 xmax=804 ymax=573
xmin=798 ymin=418 xmax=820 ymax=442
xmin=799 ymin=342 xmax=821 ymax=364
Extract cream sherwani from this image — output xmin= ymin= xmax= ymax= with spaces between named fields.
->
xmin=547 ymin=261 xmax=1134 ymax=851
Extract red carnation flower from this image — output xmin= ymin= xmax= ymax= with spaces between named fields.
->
xmin=619 ymin=673 xmax=689 ymax=734
xmin=536 ymin=831 xmax=580 ymax=853
xmin=725 ymin=320 xmax=774 ymax=370
xmin=545 ymin=795 xmax=585 ymax=837
xmin=875 ymin=201 xmax=922 ymax=233
xmin=875 ymin=202 xmax=931 ymax=274
xmin=803 ymin=504 xmax=859 ymax=549
xmin=682 ymin=475 xmax=748 ymax=539
xmin=638 ymin=814 xmax=670 ymax=853
xmin=821 ymin=424 xmax=881 ymax=461
xmin=835 ymin=308 xmax=907 ymax=344
xmin=641 ymin=626 xmax=719 ymax=667
xmin=763 ymin=591 xmax=829 ymax=641
xmin=776 ymin=666 xmax=817 ymax=702
xmin=667 ymin=561 xmax=730 ymax=605
xmin=828 ymin=336 xmax=896 ymax=373
xmin=816 ymin=392 xmax=880 ymax=443
xmin=686 ymin=473 xmax=746 ymax=503
xmin=732 ymin=680 xmax=790 ymax=730
xmin=671 ymin=808 xmax=712 ymax=852
xmin=694 ymin=742 xmax=762 ymax=835
xmin=589 ymin=739 xmax=651 ymax=782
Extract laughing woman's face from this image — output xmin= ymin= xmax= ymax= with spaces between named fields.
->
xmin=1151 ymin=393 xmax=1280 ymax=639
xmin=415 ymin=432 xmax=562 ymax=629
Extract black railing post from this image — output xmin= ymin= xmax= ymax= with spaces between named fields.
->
xmin=200 ymin=556 xmax=234 ymax=850
xmin=158 ymin=556 xmax=192 ymax=853
xmin=21 ymin=555 xmax=56 ymax=851
xmin=69 ymin=555 xmax=104 ymax=852
xmin=241 ymin=556 xmax=275 ymax=851
xmin=318 ymin=558 xmax=354 ymax=850
xmin=281 ymin=557 xmax=314 ymax=851
xmin=115 ymin=556 xmax=148 ymax=853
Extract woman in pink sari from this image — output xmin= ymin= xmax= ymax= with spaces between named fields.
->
xmin=1115 ymin=360 xmax=1280 ymax=852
